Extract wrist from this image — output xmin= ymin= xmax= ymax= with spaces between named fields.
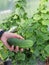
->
xmin=0 ymin=30 xmax=5 ymax=39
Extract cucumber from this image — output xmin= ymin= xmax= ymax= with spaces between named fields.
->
xmin=7 ymin=38 xmax=33 ymax=48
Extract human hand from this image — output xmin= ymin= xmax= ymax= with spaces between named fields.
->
xmin=1 ymin=32 xmax=24 ymax=52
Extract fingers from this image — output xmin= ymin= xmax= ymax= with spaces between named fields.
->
xmin=7 ymin=33 xmax=24 ymax=39
xmin=2 ymin=39 xmax=23 ymax=52
xmin=3 ymin=40 xmax=24 ymax=52
xmin=14 ymin=46 xmax=24 ymax=53
xmin=20 ymin=48 xmax=24 ymax=52
xmin=14 ymin=46 xmax=19 ymax=52
xmin=13 ymin=34 xmax=24 ymax=39
xmin=3 ymin=41 xmax=14 ymax=51
xmin=1 ymin=38 xmax=14 ymax=51
xmin=1 ymin=35 xmax=24 ymax=52
xmin=1 ymin=32 xmax=24 ymax=39
xmin=11 ymin=45 xmax=14 ymax=51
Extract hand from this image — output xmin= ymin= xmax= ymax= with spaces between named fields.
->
xmin=1 ymin=32 xmax=24 ymax=52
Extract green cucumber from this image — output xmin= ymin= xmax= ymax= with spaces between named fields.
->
xmin=7 ymin=38 xmax=33 ymax=48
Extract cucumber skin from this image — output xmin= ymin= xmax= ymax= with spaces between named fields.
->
xmin=7 ymin=38 xmax=33 ymax=48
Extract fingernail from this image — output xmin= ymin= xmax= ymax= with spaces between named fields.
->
xmin=20 ymin=48 xmax=24 ymax=52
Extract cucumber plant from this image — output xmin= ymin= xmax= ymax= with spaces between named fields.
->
xmin=0 ymin=0 xmax=49 ymax=65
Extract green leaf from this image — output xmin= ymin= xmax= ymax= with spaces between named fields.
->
xmin=41 ymin=14 xmax=49 ymax=19
xmin=0 ymin=49 xmax=8 ymax=60
xmin=42 ymin=20 xmax=49 ymax=25
xmin=27 ymin=58 xmax=37 ymax=65
xmin=32 ymin=22 xmax=40 ymax=30
xmin=44 ymin=45 xmax=49 ymax=55
xmin=41 ymin=10 xmax=48 ymax=13
xmin=15 ymin=52 xmax=25 ymax=61
xmin=0 ymin=42 xmax=3 ymax=49
xmin=41 ymin=26 xmax=48 ymax=33
xmin=34 ymin=49 xmax=40 ymax=57
xmin=8 ymin=51 xmax=14 ymax=57
xmin=33 ymin=14 xmax=41 ymax=21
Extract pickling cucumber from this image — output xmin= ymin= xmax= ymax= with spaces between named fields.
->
xmin=7 ymin=38 xmax=33 ymax=48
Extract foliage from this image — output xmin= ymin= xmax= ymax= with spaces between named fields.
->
xmin=0 ymin=0 xmax=49 ymax=65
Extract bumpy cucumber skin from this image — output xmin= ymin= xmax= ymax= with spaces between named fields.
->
xmin=7 ymin=38 xmax=33 ymax=48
